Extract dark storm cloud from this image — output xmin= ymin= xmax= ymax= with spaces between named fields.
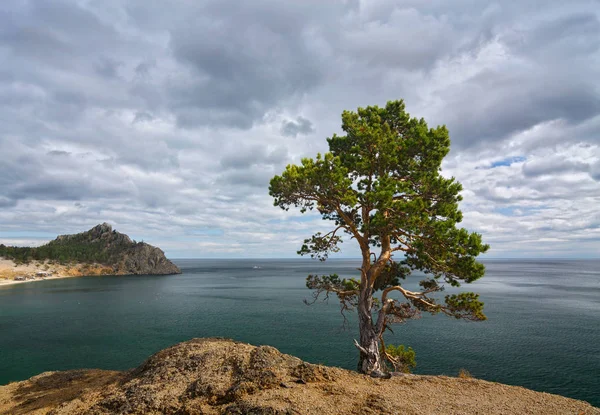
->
xmin=0 ymin=196 xmax=16 ymax=208
xmin=132 ymin=111 xmax=155 ymax=124
xmin=590 ymin=162 xmax=600 ymax=181
xmin=0 ymin=147 xmax=131 ymax=205
xmin=435 ymin=7 xmax=600 ymax=149
xmin=47 ymin=150 xmax=71 ymax=157
xmin=281 ymin=117 xmax=315 ymax=137
xmin=0 ymin=0 xmax=144 ymax=147
xmin=163 ymin=1 xmax=335 ymax=129
xmin=0 ymin=152 xmax=41 ymax=188
xmin=0 ymin=0 xmax=119 ymax=67
xmin=510 ymin=12 xmax=600 ymax=57
xmin=11 ymin=179 xmax=91 ymax=201
xmin=445 ymin=79 xmax=600 ymax=148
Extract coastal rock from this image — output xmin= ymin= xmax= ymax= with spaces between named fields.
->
xmin=0 ymin=338 xmax=597 ymax=415
xmin=49 ymin=223 xmax=181 ymax=275
xmin=120 ymin=242 xmax=181 ymax=275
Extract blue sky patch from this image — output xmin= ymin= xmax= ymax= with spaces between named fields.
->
xmin=490 ymin=156 xmax=526 ymax=168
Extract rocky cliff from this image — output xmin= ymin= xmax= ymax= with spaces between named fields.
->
xmin=49 ymin=223 xmax=181 ymax=275
xmin=0 ymin=223 xmax=180 ymax=277
xmin=0 ymin=338 xmax=597 ymax=415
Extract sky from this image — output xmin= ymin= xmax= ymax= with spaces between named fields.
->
xmin=0 ymin=0 xmax=599 ymax=259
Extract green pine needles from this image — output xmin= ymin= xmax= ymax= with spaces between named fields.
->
xmin=384 ymin=344 xmax=417 ymax=373
xmin=270 ymin=99 xmax=489 ymax=375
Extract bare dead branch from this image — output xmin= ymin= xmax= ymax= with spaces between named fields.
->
xmin=353 ymin=339 xmax=368 ymax=356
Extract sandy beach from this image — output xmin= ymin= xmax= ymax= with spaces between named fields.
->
xmin=0 ymin=273 xmax=79 ymax=286
xmin=0 ymin=258 xmax=112 ymax=286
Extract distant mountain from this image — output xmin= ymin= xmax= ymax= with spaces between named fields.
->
xmin=0 ymin=223 xmax=181 ymax=275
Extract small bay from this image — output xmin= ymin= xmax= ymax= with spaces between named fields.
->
xmin=0 ymin=258 xmax=598 ymax=406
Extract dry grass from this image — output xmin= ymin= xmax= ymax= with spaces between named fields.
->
xmin=458 ymin=368 xmax=473 ymax=379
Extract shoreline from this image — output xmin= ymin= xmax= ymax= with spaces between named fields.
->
xmin=0 ymin=257 xmax=116 ymax=287
xmin=0 ymin=274 xmax=81 ymax=287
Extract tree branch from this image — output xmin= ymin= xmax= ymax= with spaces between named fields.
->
xmin=381 ymin=285 xmax=440 ymax=311
xmin=334 ymin=204 xmax=367 ymax=248
xmin=353 ymin=339 xmax=368 ymax=356
xmin=391 ymin=246 xmax=409 ymax=252
xmin=368 ymin=246 xmax=391 ymax=287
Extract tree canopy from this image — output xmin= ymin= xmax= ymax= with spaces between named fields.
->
xmin=270 ymin=100 xmax=489 ymax=375
xmin=0 ymin=232 xmax=138 ymax=266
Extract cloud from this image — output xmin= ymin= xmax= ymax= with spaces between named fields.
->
xmin=281 ymin=117 xmax=315 ymax=137
xmin=522 ymin=158 xmax=591 ymax=178
xmin=165 ymin=1 xmax=330 ymax=129
xmin=132 ymin=111 xmax=154 ymax=124
xmin=220 ymin=145 xmax=288 ymax=170
xmin=0 ymin=0 xmax=598 ymax=258
xmin=339 ymin=7 xmax=457 ymax=71
xmin=0 ymin=196 xmax=16 ymax=208
xmin=47 ymin=150 xmax=71 ymax=157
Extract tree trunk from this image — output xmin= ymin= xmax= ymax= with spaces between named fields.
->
xmin=356 ymin=287 xmax=384 ymax=375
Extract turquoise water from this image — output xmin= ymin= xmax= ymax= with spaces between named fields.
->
xmin=0 ymin=259 xmax=599 ymax=406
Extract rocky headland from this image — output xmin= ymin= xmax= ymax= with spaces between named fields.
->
xmin=0 ymin=223 xmax=180 ymax=285
xmin=0 ymin=338 xmax=597 ymax=415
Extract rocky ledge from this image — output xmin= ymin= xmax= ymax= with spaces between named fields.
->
xmin=0 ymin=338 xmax=597 ymax=415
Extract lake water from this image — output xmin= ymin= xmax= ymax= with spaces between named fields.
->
xmin=0 ymin=258 xmax=599 ymax=406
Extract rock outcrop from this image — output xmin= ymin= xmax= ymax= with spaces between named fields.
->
xmin=0 ymin=338 xmax=597 ymax=415
xmin=119 ymin=242 xmax=181 ymax=275
xmin=47 ymin=223 xmax=181 ymax=275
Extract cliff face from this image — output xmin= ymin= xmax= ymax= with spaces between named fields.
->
xmin=0 ymin=338 xmax=597 ymax=415
xmin=50 ymin=223 xmax=181 ymax=275
xmin=120 ymin=242 xmax=181 ymax=275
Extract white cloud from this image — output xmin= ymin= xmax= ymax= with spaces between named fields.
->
xmin=0 ymin=0 xmax=598 ymax=258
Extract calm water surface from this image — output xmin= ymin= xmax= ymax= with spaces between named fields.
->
xmin=0 ymin=259 xmax=599 ymax=406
